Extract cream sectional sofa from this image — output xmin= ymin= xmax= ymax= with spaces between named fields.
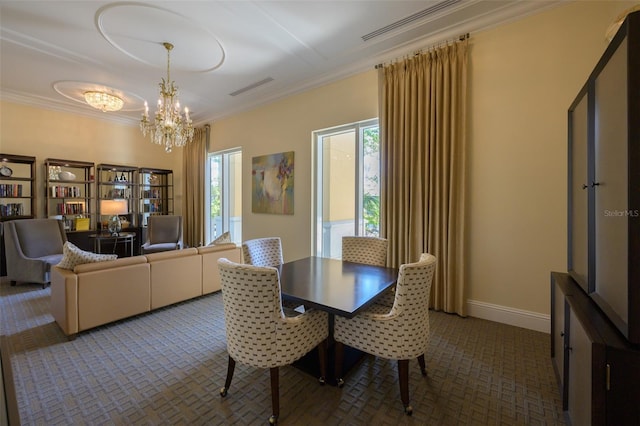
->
xmin=50 ymin=244 xmax=241 ymax=338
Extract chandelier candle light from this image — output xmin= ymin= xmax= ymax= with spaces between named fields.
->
xmin=140 ymin=42 xmax=194 ymax=153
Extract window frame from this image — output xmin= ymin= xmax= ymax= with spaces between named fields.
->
xmin=311 ymin=118 xmax=379 ymax=257
xmin=206 ymin=147 xmax=242 ymax=245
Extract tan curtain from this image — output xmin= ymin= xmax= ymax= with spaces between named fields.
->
xmin=379 ymin=39 xmax=468 ymax=315
xmin=182 ymin=124 xmax=209 ymax=248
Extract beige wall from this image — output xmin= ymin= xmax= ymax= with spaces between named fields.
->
xmin=467 ymin=0 xmax=635 ymax=315
xmin=208 ymin=1 xmax=636 ymax=316
xmin=208 ymin=70 xmax=378 ymax=260
xmin=0 ymin=102 xmax=183 ymax=218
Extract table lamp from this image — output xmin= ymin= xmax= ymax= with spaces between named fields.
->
xmin=101 ymin=199 xmax=127 ymax=236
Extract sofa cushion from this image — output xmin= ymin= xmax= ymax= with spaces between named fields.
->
xmin=57 ymin=242 xmax=117 ymax=270
xmin=73 ymin=255 xmax=147 ymax=273
xmin=209 ymin=231 xmax=232 ymax=245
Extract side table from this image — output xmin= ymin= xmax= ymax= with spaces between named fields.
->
xmin=89 ymin=232 xmax=136 ymax=257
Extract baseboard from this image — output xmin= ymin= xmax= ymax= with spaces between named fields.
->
xmin=466 ymin=299 xmax=550 ymax=334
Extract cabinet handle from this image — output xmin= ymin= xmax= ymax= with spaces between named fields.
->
xmin=591 ymin=181 xmax=601 ymax=187
xmin=560 ymin=332 xmax=564 ymax=337
xmin=606 ymin=363 xmax=611 ymax=391
xmin=582 ymin=184 xmax=588 ymax=189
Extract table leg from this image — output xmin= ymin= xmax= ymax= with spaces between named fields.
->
xmin=292 ymin=312 xmax=364 ymax=386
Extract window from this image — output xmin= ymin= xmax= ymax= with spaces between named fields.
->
xmin=207 ymin=148 xmax=242 ymax=245
xmin=313 ymin=119 xmax=380 ymax=258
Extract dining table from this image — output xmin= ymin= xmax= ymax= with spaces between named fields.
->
xmin=277 ymin=256 xmax=399 ymax=384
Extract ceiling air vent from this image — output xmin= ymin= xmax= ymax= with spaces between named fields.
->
xmin=229 ymin=77 xmax=275 ymax=97
xmin=362 ymin=0 xmax=461 ymax=41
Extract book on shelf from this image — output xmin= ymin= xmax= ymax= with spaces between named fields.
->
xmin=0 ymin=203 xmax=24 ymax=217
xmin=0 ymin=184 xmax=23 ymax=197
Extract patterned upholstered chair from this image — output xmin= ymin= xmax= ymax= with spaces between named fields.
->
xmin=218 ymin=258 xmax=328 ymax=425
xmin=334 ymin=253 xmax=436 ymax=415
xmin=342 ymin=236 xmax=394 ymax=304
xmin=341 ymin=236 xmax=388 ymax=266
xmin=241 ymin=237 xmax=299 ymax=310
xmin=241 ymin=237 xmax=283 ymax=266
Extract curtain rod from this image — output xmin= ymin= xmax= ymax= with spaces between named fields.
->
xmin=374 ymin=33 xmax=469 ymax=69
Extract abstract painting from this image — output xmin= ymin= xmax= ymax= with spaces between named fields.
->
xmin=251 ymin=151 xmax=294 ymax=214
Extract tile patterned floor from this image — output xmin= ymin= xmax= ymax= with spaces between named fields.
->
xmin=0 ymin=279 xmax=565 ymax=425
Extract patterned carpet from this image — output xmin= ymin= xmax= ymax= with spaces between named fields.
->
xmin=0 ymin=278 xmax=565 ymax=425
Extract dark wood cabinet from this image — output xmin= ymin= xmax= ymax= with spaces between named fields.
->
xmin=0 ymin=154 xmax=36 ymax=221
xmin=96 ymin=163 xmax=137 ymax=229
xmin=555 ymin=13 xmax=640 ymax=423
xmin=44 ymin=158 xmax=95 ymax=232
xmin=551 ymin=272 xmax=640 ymax=425
xmin=137 ymin=167 xmax=173 ymax=227
xmin=567 ymin=10 xmax=640 ymax=346
xmin=0 ymin=154 xmax=36 ymax=276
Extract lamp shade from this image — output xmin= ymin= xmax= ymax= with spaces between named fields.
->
xmin=100 ymin=199 xmax=127 ymax=216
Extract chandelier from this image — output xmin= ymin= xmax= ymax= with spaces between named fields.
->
xmin=140 ymin=42 xmax=194 ymax=153
xmin=84 ymin=91 xmax=123 ymax=112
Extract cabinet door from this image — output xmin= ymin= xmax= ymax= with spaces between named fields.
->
xmin=568 ymin=90 xmax=589 ymax=288
xmin=568 ymin=308 xmax=592 ymax=426
xmin=552 ymin=283 xmax=568 ymax=407
xmin=606 ymin=347 xmax=640 ymax=425
xmin=593 ymin=37 xmax=629 ymax=327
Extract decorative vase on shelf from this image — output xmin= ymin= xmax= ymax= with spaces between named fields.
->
xmin=58 ymin=171 xmax=76 ymax=181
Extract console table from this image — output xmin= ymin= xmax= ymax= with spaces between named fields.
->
xmin=89 ymin=232 xmax=136 ymax=257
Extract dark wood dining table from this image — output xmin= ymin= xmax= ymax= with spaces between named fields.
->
xmin=278 ymin=256 xmax=398 ymax=318
xmin=277 ymin=256 xmax=398 ymax=384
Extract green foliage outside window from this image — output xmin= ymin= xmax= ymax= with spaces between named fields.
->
xmin=363 ymin=127 xmax=380 ymax=236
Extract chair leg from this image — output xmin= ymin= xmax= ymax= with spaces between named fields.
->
xmin=219 ymin=356 xmax=236 ymax=397
xmin=334 ymin=341 xmax=345 ymax=387
xmin=317 ymin=338 xmax=327 ymax=384
xmin=269 ymin=367 xmax=279 ymax=425
xmin=398 ymin=359 xmax=412 ymax=415
xmin=418 ymin=354 xmax=427 ymax=376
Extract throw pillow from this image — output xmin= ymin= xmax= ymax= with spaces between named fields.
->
xmin=209 ymin=231 xmax=232 ymax=245
xmin=56 ymin=241 xmax=118 ymax=270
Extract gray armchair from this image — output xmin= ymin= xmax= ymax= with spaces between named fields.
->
xmin=3 ymin=219 xmax=67 ymax=287
xmin=141 ymin=215 xmax=182 ymax=254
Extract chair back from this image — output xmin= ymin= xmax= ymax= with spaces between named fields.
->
xmin=390 ymin=253 xmax=437 ymax=353
xmin=147 ymin=215 xmax=182 ymax=245
xmin=342 ymin=236 xmax=388 ymax=267
xmin=6 ymin=219 xmax=66 ymax=258
xmin=241 ymin=237 xmax=283 ymax=267
xmin=218 ymin=258 xmax=283 ymax=368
